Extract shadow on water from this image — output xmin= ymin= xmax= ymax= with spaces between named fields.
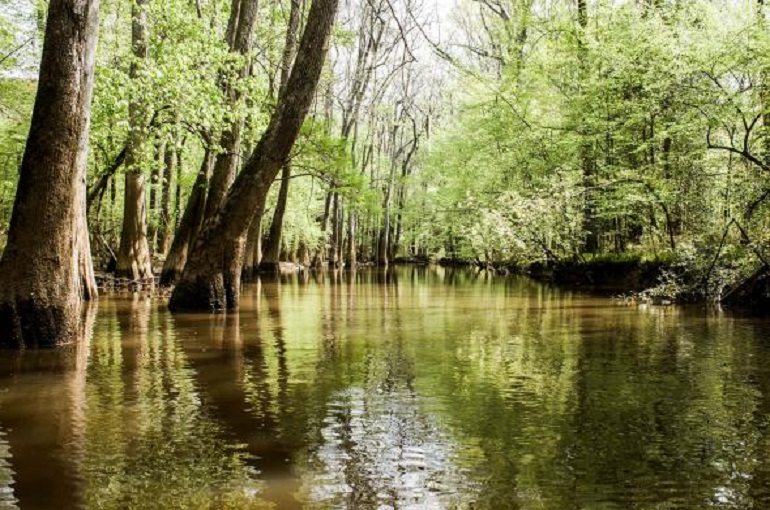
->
xmin=1 ymin=268 xmax=770 ymax=508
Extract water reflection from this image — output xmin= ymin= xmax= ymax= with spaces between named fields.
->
xmin=0 ymin=268 xmax=768 ymax=509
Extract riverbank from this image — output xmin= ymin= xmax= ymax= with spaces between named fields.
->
xmin=428 ymin=255 xmax=770 ymax=310
xmin=428 ymin=256 xmax=668 ymax=293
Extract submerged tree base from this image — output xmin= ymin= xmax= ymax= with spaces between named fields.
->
xmin=0 ymin=300 xmax=79 ymax=348
xmin=168 ymin=275 xmax=227 ymax=311
xmin=257 ymin=261 xmax=281 ymax=274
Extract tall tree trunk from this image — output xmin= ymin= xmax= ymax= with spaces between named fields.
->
xmin=157 ymin=145 xmax=175 ymax=255
xmin=312 ymin=190 xmax=332 ymax=267
xmin=346 ymin=210 xmax=356 ymax=266
xmin=328 ymin=192 xmax=341 ymax=268
xmin=160 ymin=150 xmax=214 ymax=285
xmin=116 ymin=0 xmax=153 ymax=282
xmin=376 ymin=194 xmax=391 ymax=266
xmin=203 ymin=0 xmax=259 ymax=220
xmin=0 ymin=0 xmax=100 ymax=348
xmin=260 ymin=165 xmax=292 ymax=272
xmin=576 ymin=0 xmax=599 ymax=254
xmin=147 ymin=141 xmax=162 ymax=251
xmin=258 ymin=0 xmax=301 ymax=274
xmin=242 ymin=205 xmax=264 ymax=278
xmin=169 ymin=0 xmax=339 ymax=311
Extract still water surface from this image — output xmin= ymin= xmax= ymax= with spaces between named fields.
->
xmin=0 ymin=267 xmax=769 ymax=509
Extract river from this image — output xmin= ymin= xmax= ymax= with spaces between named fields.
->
xmin=0 ymin=266 xmax=768 ymax=509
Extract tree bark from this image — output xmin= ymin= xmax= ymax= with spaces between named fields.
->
xmin=157 ymin=145 xmax=175 ymax=255
xmin=0 ymin=0 xmax=100 ymax=348
xmin=346 ymin=210 xmax=356 ymax=266
xmin=328 ymin=192 xmax=341 ymax=268
xmin=258 ymin=0 xmax=301 ymax=274
xmin=116 ymin=0 xmax=153 ymax=282
xmin=242 ymin=205 xmax=264 ymax=278
xmin=260 ymin=165 xmax=291 ymax=272
xmin=147 ymin=141 xmax=163 ymax=250
xmin=169 ymin=0 xmax=339 ymax=311
xmin=160 ymin=150 xmax=214 ymax=285
xmin=312 ymin=190 xmax=332 ymax=267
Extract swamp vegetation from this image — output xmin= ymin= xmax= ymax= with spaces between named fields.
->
xmin=4 ymin=0 xmax=770 ymax=507
xmin=3 ymin=0 xmax=770 ymax=343
xmin=0 ymin=269 xmax=767 ymax=509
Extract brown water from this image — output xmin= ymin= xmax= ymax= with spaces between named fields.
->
xmin=0 ymin=267 xmax=769 ymax=509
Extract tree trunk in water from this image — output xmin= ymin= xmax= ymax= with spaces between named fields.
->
xmin=328 ymin=192 xmax=341 ymax=268
xmin=298 ymin=241 xmax=311 ymax=267
xmin=174 ymin=147 xmax=183 ymax=229
xmin=116 ymin=0 xmax=153 ymax=283
xmin=205 ymin=125 xmax=243 ymax=219
xmin=312 ymin=190 xmax=332 ymax=267
xmin=169 ymin=0 xmax=339 ymax=311
xmin=377 ymin=158 xmax=397 ymax=266
xmin=257 ymin=0 xmax=300 ymax=274
xmin=160 ymin=150 xmax=214 ymax=285
xmin=0 ymin=0 xmax=100 ymax=348
xmin=346 ymin=210 xmax=357 ymax=266
xmin=260 ymin=165 xmax=292 ymax=273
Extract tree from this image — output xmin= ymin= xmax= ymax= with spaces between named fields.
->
xmin=169 ymin=0 xmax=339 ymax=311
xmin=115 ymin=0 xmax=153 ymax=283
xmin=259 ymin=0 xmax=302 ymax=273
xmin=0 ymin=0 xmax=100 ymax=347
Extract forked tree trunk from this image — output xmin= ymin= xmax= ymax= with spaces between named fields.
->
xmin=0 ymin=0 xmax=100 ymax=348
xmin=169 ymin=0 xmax=339 ymax=311
xmin=116 ymin=0 xmax=153 ymax=282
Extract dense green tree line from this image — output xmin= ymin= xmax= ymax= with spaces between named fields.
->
xmin=410 ymin=0 xmax=770 ymax=300
xmin=1 ymin=0 xmax=770 ymax=344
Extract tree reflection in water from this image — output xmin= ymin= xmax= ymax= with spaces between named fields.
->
xmin=0 ymin=268 xmax=768 ymax=509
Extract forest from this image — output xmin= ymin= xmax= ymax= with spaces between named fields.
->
xmin=1 ymin=0 xmax=770 ymax=347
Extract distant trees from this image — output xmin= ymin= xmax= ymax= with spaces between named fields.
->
xmin=407 ymin=0 xmax=770 ymax=293
xmin=2 ymin=0 xmax=770 ymax=336
xmin=116 ymin=0 xmax=153 ymax=282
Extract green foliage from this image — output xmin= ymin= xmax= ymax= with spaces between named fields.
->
xmin=407 ymin=0 xmax=770 ymax=298
xmin=0 ymin=78 xmax=34 ymax=246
